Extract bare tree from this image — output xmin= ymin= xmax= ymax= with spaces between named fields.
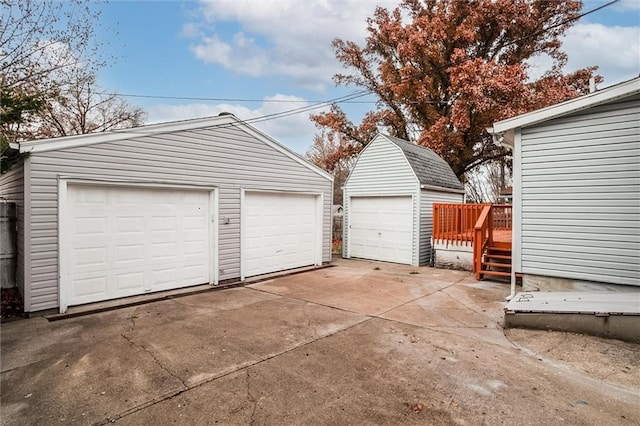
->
xmin=306 ymin=132 xmax=355 ymax=204
xmin=34 ymin=69 xmax=145 ymax=138
xmin=465 ymin=159 xmax=512 ymax=203
xmin=1 ymin=0 xmax=104 ymax=91
xmin=1 ymin=0 xmax=145 ymax=173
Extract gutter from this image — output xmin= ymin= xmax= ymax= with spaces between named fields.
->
xmin=419 ymin=184 xmax=465 ymax=194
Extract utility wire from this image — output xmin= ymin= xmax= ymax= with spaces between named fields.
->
xmin=97 ymin=0 xmax=618 ymax=129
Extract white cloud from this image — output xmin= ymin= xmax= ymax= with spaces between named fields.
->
xmin=186 ymin=0 xmax=401 ymax=91
xmin=613 ymin=0 xmax=640 ymax=11
xmin=528 ymin=22 xmax=639 ymax=85
xmin=563 ymin=23 xmax=640 ymax=84
xmin=146 ymin=94 xmax=327 ymax=154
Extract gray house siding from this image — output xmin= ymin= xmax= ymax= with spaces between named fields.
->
xmin=343 ymin=136 xmax=420 ymax=265
xmin=520 ymin=95 xmax=640 ymax=287
xmin=419 ymin=190 xmax=463 ymax=266
xmin=0 ymin=164 xmax=25 ymax=294
xmin=24 ymin=124 xmax=332 ymax=312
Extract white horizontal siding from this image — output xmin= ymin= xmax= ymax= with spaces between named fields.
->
xmin=0 ymin=164 xmax=25 ymax=295
xmin=419 ymin=190 xmax=463 ymax=266
xmin=520 ymin=95 xmax=640 ymax=287
xmin=343 ymin=136 xmax=420 ymax=264
xmin=27 ymin=125 xmax=332 ymax=311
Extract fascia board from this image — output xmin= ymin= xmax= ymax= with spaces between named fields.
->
xmin=18 ymin=115 xmax=238 ymax=153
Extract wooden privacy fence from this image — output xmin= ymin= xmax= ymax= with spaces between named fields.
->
xmin=332 ymin=215 xmax=343 ymax=242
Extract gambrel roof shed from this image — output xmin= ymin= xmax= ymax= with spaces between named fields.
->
xmin=383 ymin=135 xmax=464 ymax=192
xmin=342 ymin=133 xmax=463 ymax=267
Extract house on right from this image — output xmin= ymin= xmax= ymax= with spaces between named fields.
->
xmin=488 ymin=77 xmax=640 ymax=341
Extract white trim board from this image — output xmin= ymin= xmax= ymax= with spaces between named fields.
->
xmin=18 ymin=114 xmax=333 ymax=182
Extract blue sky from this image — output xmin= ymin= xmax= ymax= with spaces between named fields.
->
xmin=95 ymin=0 xmax=640 ymax=154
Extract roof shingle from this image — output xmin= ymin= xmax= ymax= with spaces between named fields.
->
xmin=382 ymin=135 xmax=463 ymax=192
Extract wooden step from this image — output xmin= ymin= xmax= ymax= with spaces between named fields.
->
xmin=486 ymin=246 xmax=511 ymax=253
xmin=479 ymin=269 xmax=511 ymax=277
xmin=484 ymin=253 xmax=512 ymax=260
xmin=482 ymin=261 xmax=512 ymax=269
xmin=489 ymin=241 xmax=512 ymax=250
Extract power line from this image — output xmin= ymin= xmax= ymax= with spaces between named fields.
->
xmin=95 ymin=92 xmax=378 ymax=104
xmin=97 ymin=0 xmax=618 ymax=129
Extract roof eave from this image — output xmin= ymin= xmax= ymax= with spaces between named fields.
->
xmin=420 ymin=184 xmax=465 ymax=194
xmin=18 ymin=115 xmax=240 ymax=154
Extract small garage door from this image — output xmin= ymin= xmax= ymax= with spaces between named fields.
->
xmin=242 ymin=191 xmax=319 ymax=278
xmin=65 ymin=185 xmax=211 ymax=307
xmin=349 ymin=196 xmax=413 ymax=264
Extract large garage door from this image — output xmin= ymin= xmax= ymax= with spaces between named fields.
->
xmin=65 ymin=185 xmax=211 ymax=307
xmin=242 ymin=191 xmax=319 ymax=278
xmin=349 ymin=196 xmax=413 ymax=264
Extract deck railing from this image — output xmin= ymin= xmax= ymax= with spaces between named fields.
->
xmin=432 ymin=203 xmax=513 ymax=277
xmin=432 ymin=203 xmax=486 ymax=245
xmin=473 ymin=205 xmax=493 ymax=278
xmin=491 ymin=204 xmax=512 ymax=230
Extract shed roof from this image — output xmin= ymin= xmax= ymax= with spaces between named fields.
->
xmin=381 ymin=134 xmax=464 ymax=192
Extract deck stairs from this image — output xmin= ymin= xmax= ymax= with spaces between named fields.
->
xmin=478 ymin=241 xmax=512 ymax=281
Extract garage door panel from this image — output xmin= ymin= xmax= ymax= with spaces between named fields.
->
xmin=65 ymin=185 xmax=211 ymax=307
xmin=349 ymin=196 xmax=413 ymax=265
xmin=242 ymin=192 xmax=319 ymax=278
xmin=72 ymin=276 xmax=108 ymax=300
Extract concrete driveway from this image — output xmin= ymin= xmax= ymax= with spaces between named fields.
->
xmin=1 ymin=259 xmax=638 ymax=425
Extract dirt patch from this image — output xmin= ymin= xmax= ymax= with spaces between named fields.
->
xmin=1 ymin=287 xmax=24 ymax=322
xmin=505 ymin=328 xmax=640 ymax=389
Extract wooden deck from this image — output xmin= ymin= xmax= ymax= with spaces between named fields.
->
xmin=492 ymin=229 xmax=512 ymax=246
xmin=432 ymin=203 xmax=513 ymax=281
xmin=433 ymin=229 xmax=511 ymax=245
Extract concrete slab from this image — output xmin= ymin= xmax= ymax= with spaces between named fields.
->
xmin=505 ymin=292 xmax=640 ymax=342
xmin=121 ymin=319 xmax=639 ymax=426
xmin=1 ymin=259 xmax=638 ymax=425
xmin=506 ymin=291 xmax=640 ymax=315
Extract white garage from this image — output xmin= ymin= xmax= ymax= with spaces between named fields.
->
xmin=242 ymin=191 xmax=321 ymax=278
xmin=1 ymin=113 xmax=333 ymax=314
xmin=348 ymin=196 xmax=413 ymax=264
xmin=343 ymin=134 xmax=464 ymax=266
xmin=61 ymin=184 xmax=214 ymax=311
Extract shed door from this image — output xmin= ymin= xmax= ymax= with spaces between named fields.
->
xmin=65 ymin=185 xmax=211 ymax=307
xmin=242 ymin=191 xmax=320 ymax=278
xmin=349 ymin=196 xmax=413 ymax=264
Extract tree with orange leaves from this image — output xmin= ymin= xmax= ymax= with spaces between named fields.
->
xmin=311 ymin=0 xmax=601 ymax=179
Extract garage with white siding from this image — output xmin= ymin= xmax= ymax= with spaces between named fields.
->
xmin=0 ymin=114 xmax=332 ymax=313
xmin=343 ymin=134 xmax=464 ymax=266
xmin=489 ymin=77 xmax=640 ymax=291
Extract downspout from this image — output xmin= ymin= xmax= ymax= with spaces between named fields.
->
xmin=489 ymin=129 xmax=516 ymax=301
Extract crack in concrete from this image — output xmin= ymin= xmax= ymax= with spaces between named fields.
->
xmin=302 ymin=303 xmax=318 ymax=339
xmin=121 ymin=307 xmax=138 ymax=343
xmin=120 ymin=307 xmax=188 ymax=390
xmin=96 ymin=274 xmax=508 ymax=424
xmin=96 ymin=315 xmax=371 ymax=426
xmin=246 ymin=370 xmax=258 ymax=426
